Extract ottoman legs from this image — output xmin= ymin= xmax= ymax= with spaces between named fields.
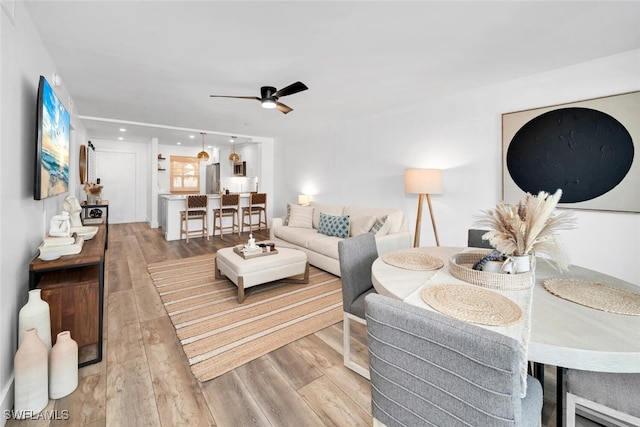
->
xmin=215 ymin=258 xmax=310 ymax=304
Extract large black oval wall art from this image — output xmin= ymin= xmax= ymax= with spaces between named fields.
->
xmin=506 ymin=107 xmax=634 ymax=203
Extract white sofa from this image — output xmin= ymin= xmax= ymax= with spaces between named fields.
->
xmin=269 ymin=201 xmax=412 ymax=276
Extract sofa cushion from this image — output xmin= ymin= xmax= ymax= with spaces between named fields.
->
xmin=350 ymin=215 xmax=376 ymax=236
xmin=310 ymin=202 xmax=344 ymax=229
xmin=273 ymin=226 xmax=318 ymax=248
xmin=318 ymin=213 xmax=350 ymax=238
xmin=283 ymin=203 xmax=292 ymax=225
xmin=287 ymin=205 xmax=314 ymax=228
xmin=371 ymin=215 xmax=391 ymax=236
xmin=344 ymin=206 xmax=405 ymax=234
xmin=308 ymin=233 xmax=342 ymax=259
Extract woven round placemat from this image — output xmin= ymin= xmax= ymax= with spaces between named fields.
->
xmin=381 ymin=249 xmax=444 ymax=271
xmin=421 ymin=284 xmax=523 ymax=326
xmin=543 ymin=279 xmax=640 ymax=316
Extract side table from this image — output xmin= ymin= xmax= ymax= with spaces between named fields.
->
xmin=81 ymin=200 xmax=109 ymax=249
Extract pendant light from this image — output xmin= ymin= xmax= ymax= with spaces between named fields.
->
xmin=228 ymin=136 xmax=240 ymax=162
xmin=197 ymin=132 xmax=209 ymax=161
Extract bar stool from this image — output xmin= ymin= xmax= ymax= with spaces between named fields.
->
xmin=180 ymin=195 xmax=209 ymax=243
xmin=241 ymin=192 xmax=267 ymax=233
xmin=214 ymin=193 xmax=240 ymax=237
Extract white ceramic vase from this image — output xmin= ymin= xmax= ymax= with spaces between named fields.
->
xmin=18 ymin=289 xmax=52 ymax=351
xmin=49 ymin=331 xmax=78 ymax=399
xmin=14 ymin=328 xmax=49 ymax=417
xmin=505 ymin=254 xmax=532 ymax=274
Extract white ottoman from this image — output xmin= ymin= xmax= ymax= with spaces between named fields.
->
xmin=215 ymin=246 xmax=309 ymax=303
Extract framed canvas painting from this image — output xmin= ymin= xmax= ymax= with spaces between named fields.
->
xmin=502 ymin=91 xmax=639 ymax=212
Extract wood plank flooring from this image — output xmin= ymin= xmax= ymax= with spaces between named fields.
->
xmin=7 ymin=223 xmax=601 ymax=427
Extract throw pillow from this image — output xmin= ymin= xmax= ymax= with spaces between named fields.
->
xmin=283 ymin=203 xmax=292 ymax=225
xmin=350 ymin=215 xmax=376 ymax=237
xmin=287 ymin=205 xmax=314 ymax=228
xmin=371 ymin=215 xmax=391 ymax=236
xmin=318 ymin=213 xmax=350 ymax=238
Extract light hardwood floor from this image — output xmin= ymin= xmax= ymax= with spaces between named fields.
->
xmin=8 ymin=223 xmax=599 ymax=427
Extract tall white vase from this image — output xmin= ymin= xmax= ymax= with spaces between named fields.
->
xmin=18 ymin=289 xmax=52 ymax=351
xmin=14 ymin=328 xmax=49 ymax=417
xmin=49 ymin=331 xmax=78 ymax=399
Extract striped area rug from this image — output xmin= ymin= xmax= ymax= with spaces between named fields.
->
xmin=147 ymin=254 xmax=343 ymax=382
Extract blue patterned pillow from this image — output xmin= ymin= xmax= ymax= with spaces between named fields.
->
xmin=317 ymin=213 xmax=350 ymax=238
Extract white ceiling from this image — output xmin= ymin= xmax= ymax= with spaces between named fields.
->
xmin=24 ymin=1 xmax=640 ymax=149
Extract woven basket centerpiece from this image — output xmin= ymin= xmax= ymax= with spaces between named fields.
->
xmin=448 ymin=252 xmax=533 ymax=290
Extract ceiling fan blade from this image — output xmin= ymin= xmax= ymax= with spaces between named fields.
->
xmin=276 ymin=102 xmax=293 ymax=114
xmin=209 ymin=95 xmax=260 ymax=101
xmin=274 ymin=81 xmax=308 ymax=98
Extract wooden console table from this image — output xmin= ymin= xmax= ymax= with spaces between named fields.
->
xmin=29 ymin=225 xmax=106 ymax=367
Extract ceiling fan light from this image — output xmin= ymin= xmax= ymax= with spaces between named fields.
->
xmin=262 ymin=99 xmax=277 ymax=109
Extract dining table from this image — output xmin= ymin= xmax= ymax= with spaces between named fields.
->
xmin=371 ymin=246 xmax=640 ymax=427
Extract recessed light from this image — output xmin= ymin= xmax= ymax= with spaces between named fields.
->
xmin=118 ymin=137 xmax=123 ymax=140
xmin=177 ymin=142 xmax=182 ymax=145
xmin=119 ymin=128 xmax=126 ymax=132
xmin=189 ymin=135 xmax=195 ymax=139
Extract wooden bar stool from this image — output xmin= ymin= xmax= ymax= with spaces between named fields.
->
xmin=180 ymin=195 xmax=209 ymax=243
xmin=214 ymin=193 xmax=240 ymax=237
xmin=241 ymin=192 xmax=267 ymax=233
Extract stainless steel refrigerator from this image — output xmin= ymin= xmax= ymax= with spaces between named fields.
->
xmin=205 ymin=163 xmax=220 ymax=194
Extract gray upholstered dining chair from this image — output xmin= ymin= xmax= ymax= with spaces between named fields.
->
xmin=565 ymin=369 xmax=640 ymax=427
xmin=337 ymin=232 xmax=378 ymax=379
xmin=468 ymin=228 xmax=494 ymax=249
xmin=365 ymin=293 xmax=543 ymax=427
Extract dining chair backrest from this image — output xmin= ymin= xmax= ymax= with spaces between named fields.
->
xmin=338 ymin=232 xmax=378 ymax=318
xmin=250 ymin=192 xmax=266 ymax=206
xmin=365 ymin=293 xmax=543 ymax=427
xmin=220 ymin=193 xmax=239 ymax=208
xmin=566 ymin=369 xmax=640 ymax=426
xmin=468 ymin=228 xmax=494 ymax=249
xmin=186 ymin=194 xmax=208 ymax=211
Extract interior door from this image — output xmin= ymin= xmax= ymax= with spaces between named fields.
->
xmin=96 ymin=151 xmax=137 ymax=223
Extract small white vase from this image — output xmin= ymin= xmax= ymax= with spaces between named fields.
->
xmin=504 ymin=254 xmax=532 ymax=274
xmin=18 ymin=289 xmax=52 ymax=351
xmin=14 ymin=328 xmax=49 ymax=417
xmin=49 ymin=331 xmax=78 ymax=399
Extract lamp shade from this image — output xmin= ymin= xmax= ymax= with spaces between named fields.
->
xmin=404 ymin=169 xmax=443 ymax=194
xmin=298 ymin=194 xmax=310 ymax=206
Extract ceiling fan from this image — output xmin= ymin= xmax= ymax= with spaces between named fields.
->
xmin=210 ymin=81 xmax=308 ymax=114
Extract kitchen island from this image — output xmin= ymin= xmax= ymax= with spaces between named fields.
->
xmin=159 ymin=193 xmax=258 ymax=241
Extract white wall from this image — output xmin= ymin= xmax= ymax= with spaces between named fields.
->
xmin=0 ymin=2 xmax=86 ymax=421
xmin=275 ymin=49 xmax=640 ymax=284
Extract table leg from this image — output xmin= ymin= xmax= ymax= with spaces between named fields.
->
xmin=557 ymin=366 xmax=567 ymax=427
xmin=533 ymin=362 xmax=545 ymax=390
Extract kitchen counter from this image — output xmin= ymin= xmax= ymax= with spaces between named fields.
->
xmin=159 ymin=193 xmax=255 ymax=241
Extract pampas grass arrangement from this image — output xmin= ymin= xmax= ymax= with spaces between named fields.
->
xmin=475 ymin=189 xmax=576 ymax=271
xmin=83 ymin=182 xmax=103 ymax=197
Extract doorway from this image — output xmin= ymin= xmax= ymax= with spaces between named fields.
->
xmin=96 ymin=151 xmax=137 ymax=223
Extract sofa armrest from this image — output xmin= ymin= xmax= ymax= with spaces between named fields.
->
xmin=375 ymin=231 xmax=412 ymax=256
xmin=270 ymin=217 xmax=284 ymax=240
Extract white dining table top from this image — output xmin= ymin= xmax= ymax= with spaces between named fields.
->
xmin=372 ymin=246 xmax=640 ymax=373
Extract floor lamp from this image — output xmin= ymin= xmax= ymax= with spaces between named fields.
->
xmin=405 ymin=169 xmax=443 ymax=247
